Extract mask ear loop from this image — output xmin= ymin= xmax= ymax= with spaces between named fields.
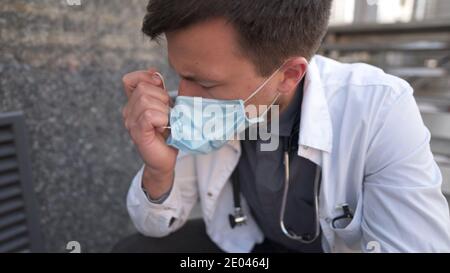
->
xmin=261 ymin=93 xmax=281 ymax=117
xmin=243 ymin=65 xmax=284 ymax=122
xmin=243 ymin=67 xmax=283 ymax=104
xmin=153 ymin=72 xmax=173 ymax=130
xmin=153 ymin=72 xmax=166 ymax=90
xmin=246 ymin=93 xmax=281 ymax=123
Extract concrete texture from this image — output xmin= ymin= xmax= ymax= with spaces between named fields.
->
xmin=0 ymin=0 xmax=178 ymax=252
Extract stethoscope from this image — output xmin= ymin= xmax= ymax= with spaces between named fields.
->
xmin=228 ymin=137 xmax=322 ymax=243
xmin=279 ymin=143 xmax=322 ymax=243
xmin=229 ymin=124 xmax=354 ymax=244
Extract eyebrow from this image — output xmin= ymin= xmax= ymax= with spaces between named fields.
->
xmin=168 ymin=58 xmax=219 ymax=85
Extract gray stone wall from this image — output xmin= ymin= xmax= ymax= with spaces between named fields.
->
xmin=0 ymin=0 xmax=176 ymax=252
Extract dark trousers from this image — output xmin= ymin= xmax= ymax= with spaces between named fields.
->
xmin=112 ymin=219 xmax=298 ymax=253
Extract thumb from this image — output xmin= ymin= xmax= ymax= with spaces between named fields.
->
xmin=149 ymin=70 xmax=167 ymax=90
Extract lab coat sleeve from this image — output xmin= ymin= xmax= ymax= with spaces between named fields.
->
xmin=126 ymin=155 xmax=198 ymax=238
xmin=362 ymin=86 xmax=450 ymax=253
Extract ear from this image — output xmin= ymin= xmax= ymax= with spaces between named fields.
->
xmin=277 ymin=57 xmax=308 ymax=94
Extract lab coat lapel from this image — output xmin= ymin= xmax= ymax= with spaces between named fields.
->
xmin=196 ymin=140 xmax=241 ymax=220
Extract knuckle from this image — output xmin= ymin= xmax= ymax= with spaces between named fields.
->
xmin=144 ymin=95 xmax=159 ymax=109
xmin=133 ymin=90 xmax=146 ymax=103
xmin=128 ymin=120 xmax=139 ymax=130
xmin=143 ymin=109 xmax=154 ymax=121
xmin=137 ymin=95 xmax=151 ymax=108
xmin=136 ymin=81 xmax=148 ymax=91
xmin=122 ymin=73 xmax=131 ymax=84
xmin=142 ymin=93 xmax=152 ymax=103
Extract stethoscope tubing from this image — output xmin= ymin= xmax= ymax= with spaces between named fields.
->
xmin=279 ymin=151 xmax=322 ymax=243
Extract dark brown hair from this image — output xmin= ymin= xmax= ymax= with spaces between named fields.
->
xmin=142 ymin=0 xmax=332 ymax=76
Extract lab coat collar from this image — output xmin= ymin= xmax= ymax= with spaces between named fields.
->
xmin=299 ymin=56 xmax=333 ymax=154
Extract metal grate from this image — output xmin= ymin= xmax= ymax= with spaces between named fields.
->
xmin=0 ymin=112 xmax=43 ymax=253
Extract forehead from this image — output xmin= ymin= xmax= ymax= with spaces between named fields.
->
xmin=165 ymin=18 xmax=249 ymax=80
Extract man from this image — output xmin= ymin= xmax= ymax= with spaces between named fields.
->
xmin=116 ymin=0 xmax=450 ymax=253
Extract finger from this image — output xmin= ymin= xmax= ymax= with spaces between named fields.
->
xmin=128 ymin=112 xmax=154 ymax=145
xmin=128 ymin=96 xmax=170 ymax=125
xmin=122 ymin=68 xmax=160 ymax=98
xmin=127 ymin=82 xmax=170 ymax=116
xmin=134 ymin=81 xmax=171 ymax=105
xmin=153 ymin=72 xmax=167 ymax=90
xmin=131 ymin=109 xmax=169 ymax=136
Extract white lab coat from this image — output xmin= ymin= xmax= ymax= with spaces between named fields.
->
xmin=126 ymin=55 xmax=450 ymax=253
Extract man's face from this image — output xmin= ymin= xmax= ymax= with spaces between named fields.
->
xmin=166 ymin=18 xmax=281 ymax=107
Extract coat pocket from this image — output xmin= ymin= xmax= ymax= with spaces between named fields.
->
xmin=331 ymin=195 xmax=363 ymax=247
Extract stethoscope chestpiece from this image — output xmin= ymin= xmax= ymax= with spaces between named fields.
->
xmin=229 ymin=207 xmax=247 ymax=229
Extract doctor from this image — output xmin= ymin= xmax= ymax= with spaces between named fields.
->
xmin=118 ymin=0 xmax=450 ymax=253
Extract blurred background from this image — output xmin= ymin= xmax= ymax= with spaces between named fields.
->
xmin=0 ymin=0 xmax=449 ymax=253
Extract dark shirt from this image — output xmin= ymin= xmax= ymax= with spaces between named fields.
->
xmin=236 ymin=79 xmax=323 ymax=253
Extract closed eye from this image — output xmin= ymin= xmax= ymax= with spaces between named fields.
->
xmin=181 ymin=76 xmax=220 ymax=90
xmin=201 ymin=85 xmax=217 ymax=90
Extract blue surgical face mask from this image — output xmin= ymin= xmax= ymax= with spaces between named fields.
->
xmin=156 ymin=68 xmax=282 ymax=154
